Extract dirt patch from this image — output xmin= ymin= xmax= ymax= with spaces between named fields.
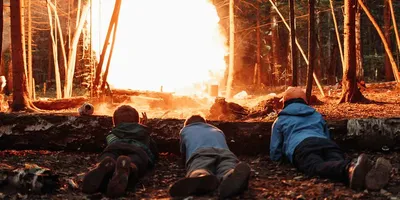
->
xmin=1 ymin=150 xmax=399 ymax=199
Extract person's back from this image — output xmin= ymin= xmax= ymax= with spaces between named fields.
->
xmin=180 ymin=122 xmax=229 ymax=161
xmin=270 ymin=87 xmax=392 ymax=191
xmin=169 ymin=115 xmax=251 ymax=199
xmin=271 ymin=98 xmax=329 ymax=162
xmin=83 ymin=105 xmax=158 ymax=198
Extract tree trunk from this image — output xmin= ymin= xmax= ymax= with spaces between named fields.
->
xmin=388 ymin=0 xmax=400 ymax=55
xmin=46 ymin=2 xmax=62 ymax=99
xmin=289 ymin=0 xmax=297 ymax=86
xmin=306 ymin=0 xmax=316 ymax=103
xmin=226 ymin=0 xmax=235 ymax=98
xmin=27 ymin=0 xmax=33 ymax=99
xmin=329 ymin=0 xmax=344 ymax=68
xmin=384 ymin=0 xmax=393 ymax=81
xmin=65 ymin=3 xmax=89 ymax=98
xmin=93 ymin=0 xmax=122 ymax=95
xmin=340 ymin=0 xmax=365 ymax=103
xmin=271 ymin=0 xmax=279 ymax=86
xmin=0 ymin=0 xmax=3 ymax=73
xmin=358 ymin=0 xmax=400 ymax=82
xmin=10 ymin=0 xmax=35 ymax=111
xmin=355 ymin=1 xmax=364 ymax=82
xmin=255 ymin=3 xmax=261 ymax=86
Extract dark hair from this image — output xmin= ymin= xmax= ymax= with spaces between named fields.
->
xmin=113 ymin=105 xmax=139 ymax=126
xmin=184 ymin=115 xmax=206 ymax=126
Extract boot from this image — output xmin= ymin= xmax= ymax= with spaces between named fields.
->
xmin=169 ymin=169 xmax=219 ymax=197
xmin=347 ymin=154 xmax=373 ymax=190
xmin=365 ymin=157 xmax=392 ymax=190
xmin=82 ymin=157 xmax=116 ymax=194
xmin=219 ymin=162 xmax=251 ymax=199
xmin=106 ymin=156 xmax=133 ymax=198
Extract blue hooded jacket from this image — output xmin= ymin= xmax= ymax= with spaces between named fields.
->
xmin=270 ymin=100 xmax=330 ymax=163
xmin=179 ymin=122 xmax=229 ymax=162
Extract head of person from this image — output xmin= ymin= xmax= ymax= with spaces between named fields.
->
xmin=184 ymin=115 xmax=207 ymax=127
xmin=112 ymin=105 xmax=139 ymax=126
xmin=281 ymin=86 xmax=308 ymax=107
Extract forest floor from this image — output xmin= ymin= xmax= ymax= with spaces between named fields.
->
xmin=1 ymin=150 xmax=400 ymax=200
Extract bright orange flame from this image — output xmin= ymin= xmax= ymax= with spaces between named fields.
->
xmin=90 ymin=0 xmax=227 ymax=96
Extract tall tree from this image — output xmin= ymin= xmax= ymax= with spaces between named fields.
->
xmin=10 ymin=0 xmax=36 ymax=111
xmin=0 ymin=0 xmax=3 ymax=73
xmin=384 ymin=0 xmax=393 ymax=81
xmin=27 ymin=0 xmax=33 ymax=98
xmin=340 ymin=0 xmax=365 ymax=103
xmin=226 ymin=0 xmax=235 ymax=98
xmin=306 ymin=0 xmax=315 ymax=102
xmin=289 ymin=0 xmax=297 ymax=86
xmin=355 ymin=0 xmax=364 ymax=81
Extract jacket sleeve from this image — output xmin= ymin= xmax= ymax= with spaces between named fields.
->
xmin=149 ymin=137 xmax=159 ymax=161
xmin=270 ymin=119 xmax=283 ymax=162
xmin=179 ymin=133 xmax=186 ymax=166
xmin=321 ymin=118 xmax=331 ymax=138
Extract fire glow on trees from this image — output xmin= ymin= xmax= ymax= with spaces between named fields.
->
xmin=90 ymin=0 xmax=228 ymax=96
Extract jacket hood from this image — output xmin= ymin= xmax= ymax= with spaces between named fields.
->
xmin=279 ymin=102 xmax=315 ymax=117
xmin=111 ymin=123 xmax=150 ymax=139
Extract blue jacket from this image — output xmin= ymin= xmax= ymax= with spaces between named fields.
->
xmin=180 ymin=122 xmax=229 ymax=162
xmin=270 ymin=100 xmax=330 ymax=163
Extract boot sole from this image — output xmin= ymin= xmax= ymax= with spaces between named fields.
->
xmin=365 ymin=157 xmax=392 ymax=190
xmin=106 ymin=157 xmax=131 ymax=198
xmin=82 ymin=159 xmax=115 ymax=194
xmin=219 ymin=163 xmax=251 ymax=199
xmin=169 ymin=175 xmax=219 ymax=197
xmin=349 ymin=154 xmax=370 ymax=190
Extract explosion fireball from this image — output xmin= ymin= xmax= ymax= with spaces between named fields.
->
xmin=90 ymin=0 xmax=228 ymax=96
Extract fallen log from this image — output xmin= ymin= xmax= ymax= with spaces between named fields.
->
xmin=32 ymin=97 xmax=89 ymax=110
xmin=0 ymin=113 xmax=399 ymax=155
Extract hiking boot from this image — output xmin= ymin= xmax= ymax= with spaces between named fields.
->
xmin=348 ymin=154 xmax=373 ymax=190
xmin=82 ymin=157 xmax=116 ymax=194
xmin=106 ymin=156 xmax=132 ymax=198
xmin=169 ymin=174 xmax=219 ymax=197
xmin=365 ymin=157 xmax=392 ymax=190
xmin=219 ymin=162 xmax=251 ymax=199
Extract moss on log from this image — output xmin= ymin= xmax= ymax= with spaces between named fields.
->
xmin=0 ymin=113 xmax=399 ymax=155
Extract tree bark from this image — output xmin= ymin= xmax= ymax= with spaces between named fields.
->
xmin=10 ymin=0 xmax=34 ymax=111
xmin=65 ymin=3 xmax=90 ymax=98
xmin=46 ymin=2 xmax=62 ymax=99
xmin=27 ymin=0 xmax=33 ymax=99
xmin=93 ymin=0 xmax=122 ymax=95
xmin=358 ymin=0 xmax=400 ymax=82
xmin=329 ymin=0 xmax=344 ymax=69
xmin=355 ymin=1 xmax=364 ymax=81
xmin=100 ymin=2 xmax=122 ymax=92
xmin=0 ymin=0 xmax=3 ymax=73
xmin=384 ymin=0 xmax=393 ymax=81
xmin=340 ymin=0 xmax=365 ymax=103
xmin=226 ymin=0 xmax=235 ymax=98
xmin=255 ymin=2 xmax=261 ymax=86
xmin=271 ymin=1 xmax=280 ymax=86
xmin=306 ymin=0 xmax=316 ymax=103
xmin=388 ymin=0 xmax=400 ymax=55
xmin=289 ymin=0 xmax=297 ymax=86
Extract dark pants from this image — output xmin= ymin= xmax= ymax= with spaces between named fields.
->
xmin=186 ymin=147 xmax=239 ymax=180
xmin=99 ymin=143 xmax=150 ymax=177
xmin=293 ymin=137 xmax=351 ymax=182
